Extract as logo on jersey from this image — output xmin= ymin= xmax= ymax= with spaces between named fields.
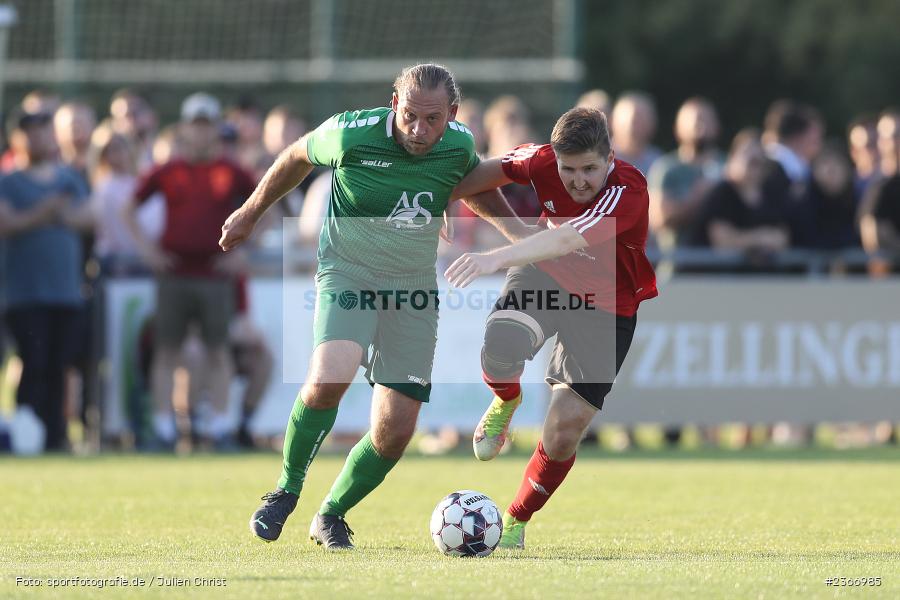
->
xmin=543 ymin=200 xmax=556 ymax=213
xmin=386 ymin=191 xmax=433 ymax=229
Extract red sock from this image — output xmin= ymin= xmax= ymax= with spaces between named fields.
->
xmin=482 ymin=370 xmax=521 ymax=401
xmin=507 ymin=441 xmax=575 ymax=522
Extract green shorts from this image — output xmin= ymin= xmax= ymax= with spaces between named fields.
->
xmin=313 ymin=269 xmax=439 ymax=403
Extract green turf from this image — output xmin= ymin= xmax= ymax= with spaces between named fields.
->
xmin=2 ymin=452 xmax=899 ymax=599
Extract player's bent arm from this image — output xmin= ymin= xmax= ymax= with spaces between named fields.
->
xmin=220 ymin=134 xmax=316 ymax=251
xmin=444 ymin=223 xmax=586 ymax=288
xmin=450 ymin=159 xmax=512 ymax=200
xmin=241 ymin=134 xmax=316 ymax=220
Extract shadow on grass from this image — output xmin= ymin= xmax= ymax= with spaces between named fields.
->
xmin=489 ymin=549 xmax=900 ymax=563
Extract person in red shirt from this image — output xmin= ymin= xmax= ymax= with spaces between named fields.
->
xmin=124 ymin=92 xmax=256 ymax=450
xmin=446 ymin=107 xmax=658 ymax=548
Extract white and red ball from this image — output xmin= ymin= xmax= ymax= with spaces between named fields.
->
xmin=430 ymin=490 xmax=502 ymax=557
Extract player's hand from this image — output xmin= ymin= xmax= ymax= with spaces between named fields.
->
xmin=444 ymin=252 xmax=501 ymax=288
xmin=220 ymin=207 xmax=258 ymax=252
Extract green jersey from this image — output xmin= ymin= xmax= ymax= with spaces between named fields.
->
xmin=306 ymin=107 xmax=479 ymax=282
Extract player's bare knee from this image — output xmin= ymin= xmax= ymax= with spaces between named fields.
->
xmin=301 ymin=382 xmax=347 ymax=409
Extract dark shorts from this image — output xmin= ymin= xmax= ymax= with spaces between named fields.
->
xmin=493 ymin=265 xmax=637 ymax=409
xmin=313 ymin=269 xmax=438 ymax=403
xmin=156 ymin=276 xmax=235 ymax=349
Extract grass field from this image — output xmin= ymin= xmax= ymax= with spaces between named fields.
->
xmin=2 ymin=449 xmax=899 ymax=599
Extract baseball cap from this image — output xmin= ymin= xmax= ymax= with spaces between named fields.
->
xmin=181 ymin=92 xmax=221 ymax=122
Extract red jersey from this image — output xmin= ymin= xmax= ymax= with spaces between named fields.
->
xmin=501 ymin=143 xmax=657 ymax=316
xmin=136 ymin=158 xmax=255 ymax=277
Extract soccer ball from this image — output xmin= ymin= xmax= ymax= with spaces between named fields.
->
xmin=430 ymin=490 xmax=502 ymax=557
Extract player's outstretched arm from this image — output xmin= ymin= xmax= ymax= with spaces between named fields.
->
xmin=444 ymin=223 xmax=586 ymax=288
xmin=219 ymin=134 xmax=316 ymax=251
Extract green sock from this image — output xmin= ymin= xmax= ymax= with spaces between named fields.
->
xmin=319 ymin=431 xmax=399 ymax=517
xmin=276 ymin=394 xmax=338 ymax=495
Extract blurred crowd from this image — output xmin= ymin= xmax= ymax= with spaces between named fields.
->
xmin=0 ymin=89 xmax=304 ymax=453
xmin=1 ymin=86 xmax=899 ymax=454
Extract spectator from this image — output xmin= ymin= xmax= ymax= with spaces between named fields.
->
xmin=801 ymin=144 xmax=860 ymax=250
xmin=54 ymin=102 xmax=97 ymax=182
xmin=859 ymin=110 xmax=900 ymax=272
xmin=693 ymin=129 xmax=790 ymax=262
xmin=110 ymin=88 xmax=158 ymax=171
xmin=226 ymin=97 xmax=268 ymax=177
xmin=647 ymin=97 xmax=724 ymax=249
xmin=262 ymin=105 xmax=307 ymax=166
xmin=762 ymin=100 xmax=824 ymax=199
xmin=56 ymin=102 xmax=100 ymax=447
xmin=847 ymin=115 xmax=880 ymax=197
xmin=610 ymin=91 xmax=662 ymax=175
xmin=859 ymin=177 xmax=900 ymax=272
xmin=88 ymin=123 xmax=162 ymax=275
xmin=576 ymin=88 xmax=613 ymax=117
xmin=0 ymin=107 xmax=93 ymax=451
xmin=484 ymin=95 xmax=535 ymax=157
xmin=218 ymin=121 xmax=240 ymax=163
xmin=876 ymin=109 xmax=900 ymax=178
xmin=2 ymin=91 xmax=63 ymax=173
xmin=761 ymin=101 xmax=825 ymax=248
xmin=123 ymin=93 xmax=256 ymax=450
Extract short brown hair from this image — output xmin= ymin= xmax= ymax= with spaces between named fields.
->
xmin=550 ymin=107 xmax=611 ymax=156
xmin=393 ymin=63 xmax=461 ymax=106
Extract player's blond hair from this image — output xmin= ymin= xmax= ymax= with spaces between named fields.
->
xmin=393 ymin=63 xmax=460 ymax=106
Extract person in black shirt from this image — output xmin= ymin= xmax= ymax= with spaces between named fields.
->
xmin=693 ymin=129 xmax=790 ymax=261
xmin=859 ymin=110 xmax=900 ymax=273
xmin=860 ymin=174 xmax=900 ymax=269
xmin=799 ymin=144 xmax=861 ymax=250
